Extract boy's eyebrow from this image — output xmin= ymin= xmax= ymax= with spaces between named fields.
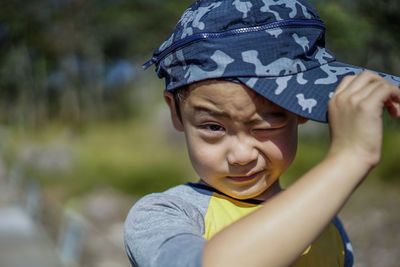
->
xmin=246 ymin=112 xmax=288 ymax=125
xmin=192 ymin=105 xmax=288 ymax=122
xmin=192 ymin=106 xmax=230 ymax=118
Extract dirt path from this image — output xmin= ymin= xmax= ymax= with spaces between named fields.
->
xmin=0 ymin=166 xmax=63 ymax=267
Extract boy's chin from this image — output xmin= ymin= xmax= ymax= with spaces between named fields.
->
xmin=218 ymin=179 xmax=282 ymax=201
xmin=219 ymin=183 xmax=270 ymax=200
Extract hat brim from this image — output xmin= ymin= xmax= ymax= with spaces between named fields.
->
xmin=237 ymin=60 xmax=400 ymax=123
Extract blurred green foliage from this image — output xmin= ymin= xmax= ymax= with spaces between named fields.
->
xmin=316 ymin=2 xmax=372 ymax=65
xmin=0 ymin=0 xmax=191 ymax=127
xmin=282 ymin=126 xmax=400 ymax=187
xmin=6 ymin=119 xmax=196 ymax=198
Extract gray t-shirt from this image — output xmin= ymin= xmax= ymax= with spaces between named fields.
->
xmin=124 ymin=182 xmax=354 ymax=267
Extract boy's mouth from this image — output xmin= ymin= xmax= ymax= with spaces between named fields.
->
xmin=227 ymin=170 xmax=264 ymax=183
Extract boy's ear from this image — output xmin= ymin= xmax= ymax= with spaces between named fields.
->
xmin=297 ymin=115 xmax=309 ymax=125
xmin=164 ymin=91 xmax=184 ymax=132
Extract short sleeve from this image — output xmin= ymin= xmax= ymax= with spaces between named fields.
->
xmin=124 ymin=193 xmax=206 ymax=267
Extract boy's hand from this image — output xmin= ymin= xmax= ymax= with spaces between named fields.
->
xmin=328 ymin=71 xmax=400 ymax=169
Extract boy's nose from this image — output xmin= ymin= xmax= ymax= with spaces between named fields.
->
xmin=227 ymin=137 xmax=258 ymax=166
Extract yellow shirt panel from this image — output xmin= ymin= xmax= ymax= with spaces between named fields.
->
xmin=203 ymin=192 xmax=345 ymax=267
xmin=203 ymin=192 xmax=260 ymax=240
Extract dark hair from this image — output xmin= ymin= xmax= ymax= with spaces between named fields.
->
xmin=172 ymin=86 xmax=190 ymax=122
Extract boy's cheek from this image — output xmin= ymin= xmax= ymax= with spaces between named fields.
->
xmin=188 ymin=144 xmax=224 ymax=167
xmin=186 ymin=141 xmax=226 ymax=175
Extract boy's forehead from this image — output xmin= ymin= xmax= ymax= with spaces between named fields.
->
xmin=185 ymin=80 xmax=287 ymax=113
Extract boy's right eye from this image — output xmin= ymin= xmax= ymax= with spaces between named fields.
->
xmin=201 ymin=124 xmax=225 ymax=132
xmin=198 ymin=124 xmax=226 ymax=137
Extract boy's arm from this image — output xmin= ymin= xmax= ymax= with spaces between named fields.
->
xmin=203 ymin=71 xmax=400 ymax=267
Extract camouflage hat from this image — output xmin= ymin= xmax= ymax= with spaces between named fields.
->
xmin=143 ymin=0 xmax=400 ymax=122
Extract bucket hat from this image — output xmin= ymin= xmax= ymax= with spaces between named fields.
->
xmin=143 ymin=0 xmax=400 ymax=122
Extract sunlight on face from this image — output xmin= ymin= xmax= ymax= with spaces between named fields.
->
xmin=179 ymin=80 xmax=301 ymax=200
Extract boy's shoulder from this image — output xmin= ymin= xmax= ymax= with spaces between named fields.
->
xmin=144 ymin=182 xmax=214 ymax=203
xmin=124 ymin=183 xmax=210 ymax=267
xmin=126 ymin=182 xmax=213 ymax=222
xmin=164 ymin=182 xmax=214 ymax=198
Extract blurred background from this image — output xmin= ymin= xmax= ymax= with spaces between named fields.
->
xmin=0 ymin=0 xmax=399 ymax=266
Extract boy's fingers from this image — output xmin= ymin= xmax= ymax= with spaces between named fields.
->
xmin=385 ymin=100 xmax=400 ymax=117
xmin=335 ymin=71 xmax=382 ymax=98
xmin=334 ymin=75 xmax=356 ymax=95
xmin=345 ymin=71 xmax=382 ymax=94
xmin=363 ymin=83 xmax=400 ymax=111
xmin=385 ymin=92 xmax=400 ymax=117
xmin=349 ymin=80 xmax=388 ymax=102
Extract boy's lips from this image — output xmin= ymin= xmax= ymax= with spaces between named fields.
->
xmin=227 ymin=170 xmax=264 ymax=182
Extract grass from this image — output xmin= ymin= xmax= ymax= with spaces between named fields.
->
xmin=282 ymin=122 xmax=400 ymax=187
xmin=4 ymin=118 xmax=196 ymax=200
xmin=4 ymin=116 xmax=400 ymax=201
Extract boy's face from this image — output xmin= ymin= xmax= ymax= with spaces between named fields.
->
xmin=165 ymin=80 xmax=306 ymax=200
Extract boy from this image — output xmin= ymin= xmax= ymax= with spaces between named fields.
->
xmin=124 ymin=1 xmax=400 ymax=266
